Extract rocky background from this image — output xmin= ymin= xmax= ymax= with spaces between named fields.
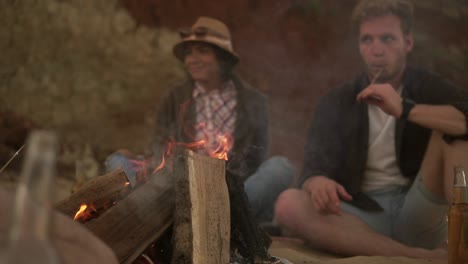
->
xmin=0 ymin=0 xmax=467 ymax=194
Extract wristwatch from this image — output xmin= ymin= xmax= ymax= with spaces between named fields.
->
xmin=401 ymin=97 xmax=416 ymax=120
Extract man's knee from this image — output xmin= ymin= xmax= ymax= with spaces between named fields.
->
xmin=274 ymin=189 xmax=304 ymax=226
xmin=423 ymin=131 xmax=468 ymax=192
xmin=444 ymin=137 xmax=468 ymax=153
xmin=428 ymin=130 xmax=468 ymax=155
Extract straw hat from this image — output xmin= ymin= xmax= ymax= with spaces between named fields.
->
xmin=173 ymin=17 xmax=239 ymax=64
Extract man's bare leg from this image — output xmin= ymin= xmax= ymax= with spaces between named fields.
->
xmin=419 ymin=131 xmax=468 ymax=204
xmin=275 ymin=131 xmax=468 ymax=258
xmin=275 ymin=189 xmax=446 ymax=258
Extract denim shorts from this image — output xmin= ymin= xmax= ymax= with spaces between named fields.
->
xmin=341 ymin=173 xmax=448 ymax=249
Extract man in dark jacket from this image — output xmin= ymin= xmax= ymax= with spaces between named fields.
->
xmin=275 ymin=0 xmax=468 ymax=258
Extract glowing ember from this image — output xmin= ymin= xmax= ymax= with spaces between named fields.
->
xmin=73 ymin=204 xmax=88 ymax=220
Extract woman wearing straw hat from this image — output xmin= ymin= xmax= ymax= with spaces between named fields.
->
xmin=153 ymin=16 xmax=294 ymax=224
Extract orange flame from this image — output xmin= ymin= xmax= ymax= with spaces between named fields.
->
xmin=127 ymin=150 xmax=169 ymax=185
xmin=173 ymin=133 xmax=232 ymax=161
xmin=74 ymin=204 xmax=87 ymax=220
xmin=153 ymin=152 xmax=166 ymax=174
xmin=131 ymin=159 xmax=151 ymax=184
xmin=207 ymin=134 xmax=232 ymax=160
xmin=73 ymin=203 xmax=97 ymax=222
xmin=73 ymin=202 xmax=108 ymax=223
xmin=72 ymin=133 xmax=231 ymax=224
xmin=185 ymin=140 xmax=206 ymax=149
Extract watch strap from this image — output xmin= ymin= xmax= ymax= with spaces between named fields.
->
xmin=401 ymin=98 xmax=416 ymax=120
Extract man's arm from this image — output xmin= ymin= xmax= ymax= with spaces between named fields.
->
xmin=300 ymin=88 xmax=355 ymax=214
xmin=357 ymin=83 xmax=467 ymax=135
xmin=407 ymin=104 xmax=466 ymax=135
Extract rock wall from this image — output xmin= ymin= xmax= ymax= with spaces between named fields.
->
xmin=1 ymin=0 xmax=467 ymax=178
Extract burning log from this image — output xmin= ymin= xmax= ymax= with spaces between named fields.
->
xmin=171 ymin=148 xmax=231 ymax=264
xmin=55 ymin=163 xmax=175 ymax=263
xmin=169 ymin=147 xmax=273 ymax=263
xmin=85 ymin=169 xmax=175 ymax=264
xmin=55 ymin=169 xmax=130 ymax=218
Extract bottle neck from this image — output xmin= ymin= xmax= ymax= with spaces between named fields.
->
xmin=452 ymin=185 xmax=468 ymax=204
xmin=8 ymin=131 xmax=56 ymax=242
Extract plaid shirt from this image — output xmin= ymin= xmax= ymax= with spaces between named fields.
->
xmin=193 ymin=80 xmax=237 ymax=155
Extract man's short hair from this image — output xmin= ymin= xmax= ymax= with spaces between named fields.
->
xmin=352 ymin=0 xmax=414 ymax=35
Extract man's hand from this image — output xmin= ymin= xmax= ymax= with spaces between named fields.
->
xmin=302 ymin=176 xmax=352 ymax=215
xmin=356 ymin=83 xmax=403 ymax=118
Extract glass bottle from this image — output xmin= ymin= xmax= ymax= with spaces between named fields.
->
xmin=0 ymin=131 xmax=61 ymax=264
xmin=448 ymin=166 xmax=468 ymax=264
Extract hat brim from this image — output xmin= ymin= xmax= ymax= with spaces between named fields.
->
xmin=173 ymin=39 xmax=239 ymax=65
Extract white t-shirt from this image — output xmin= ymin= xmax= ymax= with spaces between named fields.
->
xmin=361 ymin=86 xmax=410 ymax=192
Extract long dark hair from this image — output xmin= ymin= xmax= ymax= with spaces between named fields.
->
xmin=211 ymin=44 xmax=237 ymax=80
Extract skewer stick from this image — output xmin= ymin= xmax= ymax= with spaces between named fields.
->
xmin=368 ymin=68 xmax=384 ymax=102
xmin=371 ymin=68 xmax=384 ymax=84
xmin=0 ymin=144 xmax=25 ymax=174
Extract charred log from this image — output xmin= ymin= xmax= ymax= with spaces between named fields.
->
xmin=226 ymin=170 xmax=273 ymax=263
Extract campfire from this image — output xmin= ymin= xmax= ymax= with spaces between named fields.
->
xmin=70 ymin=132 xmax=232 ymax=224
xmin=55 ymin=135 xmax=274 ymax=264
